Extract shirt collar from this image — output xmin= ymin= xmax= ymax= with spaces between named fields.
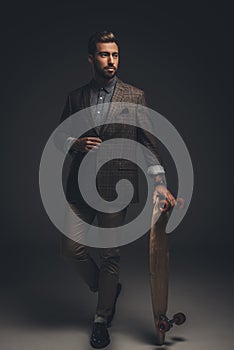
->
xmin=91 ymin=76 xmax=117 ymax=93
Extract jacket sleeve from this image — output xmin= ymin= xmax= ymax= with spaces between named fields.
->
xmin=136 ymin=91 xmax=166 ymax=176
xmin=54 ymin=95 xmax=76 ymax=153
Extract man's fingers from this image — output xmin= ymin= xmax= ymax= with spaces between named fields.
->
xmin=165 ymin=191 xmax=176 ymax=206
xmin=85 ymin=144 xmax=100 ymax=151
xmin=86 ymin=141 xmax=101 ymax=146
xmin=86 ymin=145 xmax=98 ymax=150
xmin=152 ymin=191 xmax=158 ymax=204
xmin=168 ymin=195 xmax=176 ymax=206
xmin=87 ymin=137 xmax=102 ymax=143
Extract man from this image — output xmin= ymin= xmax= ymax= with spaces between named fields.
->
xmin=58 ymin=30 xmax=175 ymax=348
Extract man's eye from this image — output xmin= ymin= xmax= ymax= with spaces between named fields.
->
xmin=100 ymin=53 xmax=108 ymax=57
xmin=113 ymin=54 xmax=119 ymax=58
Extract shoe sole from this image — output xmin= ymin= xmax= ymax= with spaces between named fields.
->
xmin=90 ymin=338 xmax=110 ymax=349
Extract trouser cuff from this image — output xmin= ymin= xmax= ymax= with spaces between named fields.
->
xmin=94 ymin=314 xmax=107 ymax=324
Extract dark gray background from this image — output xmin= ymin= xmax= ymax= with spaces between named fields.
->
xmin=1 ymin=2 xmax=233 ymax=350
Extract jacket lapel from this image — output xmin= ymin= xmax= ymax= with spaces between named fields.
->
xmin=81 ymin=83 xmax=91 ymax=109
xmin=111 ymin=77 xmax=125 ymax=103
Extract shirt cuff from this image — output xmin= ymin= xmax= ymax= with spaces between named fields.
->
xmin=64 ymin=137 xmax=77 ymax=153
xmin=147 ymin=165 xmax=165 ymax=176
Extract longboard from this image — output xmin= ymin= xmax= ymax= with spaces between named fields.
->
xmin=149 ymin=196 xmax=186 ymax=345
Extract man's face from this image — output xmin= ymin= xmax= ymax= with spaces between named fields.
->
xmin=89 ymin=42 xmax=119 ymax=80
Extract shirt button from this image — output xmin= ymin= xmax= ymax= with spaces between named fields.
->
xmin=97 ymin=111 xmax=101 ymax=114
xmin=99 ymin=96 xmax=103 ymax=100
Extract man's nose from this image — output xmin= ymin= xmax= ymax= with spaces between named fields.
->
xmin=108 ymin=55 xmax=114 ymax=64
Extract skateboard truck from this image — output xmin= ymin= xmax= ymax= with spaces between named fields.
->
xmin=158 ymin=312 xmax=186 ymax=333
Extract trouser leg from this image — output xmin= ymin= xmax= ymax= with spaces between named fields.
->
xmin=95 ymin=209 xmax=127 ymax=319
xmin=60 ymin=203 xmax=99 ymax=292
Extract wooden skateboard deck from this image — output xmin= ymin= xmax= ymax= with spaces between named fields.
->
xmin=150 ymin=197 xmax=186 ymax=345
xmin=150 ymin=197 xmax=169 ymax=345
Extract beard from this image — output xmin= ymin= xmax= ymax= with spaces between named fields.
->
xmin=93 ymin=61 xmax=117 ymax=80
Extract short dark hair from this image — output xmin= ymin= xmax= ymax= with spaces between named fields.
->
xmin=88 ymin=30 xmax=119 ymax=55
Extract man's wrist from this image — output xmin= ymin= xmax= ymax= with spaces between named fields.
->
xmin=154 ymin=174 xmax=166 ymax=187
xmin=155 ymin=180 xmax=166 ymax=187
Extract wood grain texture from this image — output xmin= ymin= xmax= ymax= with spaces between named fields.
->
xmin=150 ymin=198 xmax=169 ymax=345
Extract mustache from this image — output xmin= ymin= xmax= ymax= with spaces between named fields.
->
xmin=104 ymin=65 xmax=116 ymax=70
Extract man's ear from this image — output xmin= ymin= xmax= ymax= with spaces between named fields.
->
xmin=88 ymin=54 xmax=94 ymax=64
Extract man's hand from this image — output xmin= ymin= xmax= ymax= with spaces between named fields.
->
xmin=152 ymin=185 xmax=176 ymax=207
xmin=71 ymin=137 xmax=102 ymax=152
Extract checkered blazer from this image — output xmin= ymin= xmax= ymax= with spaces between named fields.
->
xmin=58 ymin=77 xmax=163 ymax=205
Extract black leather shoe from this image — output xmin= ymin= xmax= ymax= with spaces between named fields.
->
xmin=107 ymin=282 xmax=122 ymax=327
xmin=90 ymin=322 xmax=110 ymax=349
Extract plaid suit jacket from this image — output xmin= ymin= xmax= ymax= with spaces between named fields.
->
xmin=58 ymin=77 xmax=163 ymax=205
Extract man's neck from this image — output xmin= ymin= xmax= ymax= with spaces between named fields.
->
xmin=93 ymin=75 xmax=116 ymax=87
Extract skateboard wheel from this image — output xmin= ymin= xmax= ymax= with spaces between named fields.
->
xmin=159 ymin=199 xmax=170 ymax=212
xmin=173 ymin=312 xmax=186 ymax=325
xmin=158 ymin=320 xmax=171 ymax=333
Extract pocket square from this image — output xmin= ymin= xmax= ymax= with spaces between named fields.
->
xmin=120 ymin=107 xmax=129 ymax=114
